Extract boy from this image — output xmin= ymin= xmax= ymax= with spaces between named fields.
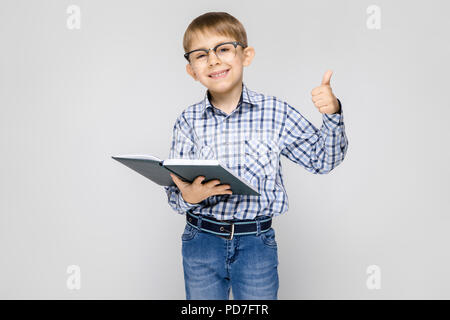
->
xmin=164 ymin=12 xmax=348 ymax=300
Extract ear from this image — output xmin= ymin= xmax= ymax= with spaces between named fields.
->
xmin=186 ymin=63 xmax=199 ymax=81
xmin=242 ymin=46 xmax=255 ymax=67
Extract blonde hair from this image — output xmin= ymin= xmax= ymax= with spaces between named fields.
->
xmin=183 ymin=12 xmax=248 ymax=53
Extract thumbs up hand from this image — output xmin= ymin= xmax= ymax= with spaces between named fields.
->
xmin=311 ymin=70 xmax=341 ymax=115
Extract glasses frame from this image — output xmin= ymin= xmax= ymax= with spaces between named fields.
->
xmin=183 ymin=41 xmax=247 ymax=64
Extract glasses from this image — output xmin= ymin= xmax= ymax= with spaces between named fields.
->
xmin=184 ymin=41 xmax=247 ymax=68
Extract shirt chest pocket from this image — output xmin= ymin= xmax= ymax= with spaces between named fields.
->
xmin=243 ymin=139 xmax=278 ymax=184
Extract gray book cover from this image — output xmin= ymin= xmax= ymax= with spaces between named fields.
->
xmin=111 ymin=155 xmax=260 ymax=196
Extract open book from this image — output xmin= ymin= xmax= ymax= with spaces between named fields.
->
xmin=111 ymin=154 xmax=260 ymax=196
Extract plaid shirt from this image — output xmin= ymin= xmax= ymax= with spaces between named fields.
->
xmin=164 ymin=82 xmax=348 ymax=220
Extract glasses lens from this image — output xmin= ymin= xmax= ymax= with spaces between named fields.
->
xmin=190 ymin=51 xmax=207 ymax=64
xmin=190 ymin=43 xmax=237 ymax=68
xmin=216 ymin=43 xmax=236 ymax=61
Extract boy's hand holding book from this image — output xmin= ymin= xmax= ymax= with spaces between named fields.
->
xmin=170 ymin=173 xmax=233 ymax=204
xmin=311 ymin=70 xmax=341 ymax=115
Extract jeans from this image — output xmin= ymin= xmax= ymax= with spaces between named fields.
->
xmin=181 ymin=216 xmax=279 ymax=300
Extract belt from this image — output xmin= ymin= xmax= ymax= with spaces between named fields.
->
xmin=186 ymin=211 xmax=272 ymax=240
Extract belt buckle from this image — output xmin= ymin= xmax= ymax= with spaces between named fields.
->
xmin=218 ymin=223 xmax=235 ymax=240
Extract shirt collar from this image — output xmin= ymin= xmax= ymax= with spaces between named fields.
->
xmin=200 ymin=82 xmax=257 ymax=115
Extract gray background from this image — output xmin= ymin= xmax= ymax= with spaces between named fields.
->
xmin=1 ymin=0 xmax=449 ymax=299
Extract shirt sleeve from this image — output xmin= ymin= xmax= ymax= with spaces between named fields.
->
xmin=279 ymin=98 xmax=348 ymax=174
xmin=164 ymin=114 xmax=205 ymax=215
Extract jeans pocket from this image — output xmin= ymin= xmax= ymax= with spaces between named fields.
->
xmin=260 ymin=227 xmax=277 ymax=249
xmin=181 ymin=223 xmax=199 ymax=242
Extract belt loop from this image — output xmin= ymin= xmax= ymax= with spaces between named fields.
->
xmin=196 ymin=214 xmax=203 ymax=232
xmin=256 ymin=218 xmax=261 ymax=236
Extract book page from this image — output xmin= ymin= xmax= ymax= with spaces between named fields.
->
xmin=112 ymin=154 xmax=161 ymax=162
xmin=162 ymin=159 xmax=220 ymax=166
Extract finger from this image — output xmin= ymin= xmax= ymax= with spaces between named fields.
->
xmin=312 ymin=85 xmax=332 ymax=97
xmin=314 ymin=99 xmax=330 ymax=108
xmin=193 ymin=175 xmax=206 ymax=184
xmin=311 ymin=86 xmax=324 ymax=96
xmin=205 ymin=179 xmax=221 ymax=187
xmin=212 ymin=189 xmax=233 ymax=196
xmin=216 ymin=184 xmax=231 ymax=191
xmin=311 ymin=94 xmax=327 ymax=103
xmin=321 ymin=69 xmax=333 ymax=86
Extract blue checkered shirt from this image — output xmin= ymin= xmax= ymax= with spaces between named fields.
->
xmin=164 ymin=82 xmax=348 ymax=220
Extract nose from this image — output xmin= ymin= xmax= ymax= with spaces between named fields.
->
xmin=207 ymin=50 xmax=221 ymax=65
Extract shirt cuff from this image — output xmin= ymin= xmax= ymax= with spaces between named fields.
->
xmin=321 ymin=98 xmax=344 ymax=134
xmin=164 ymin=185 xmax=201 ymax=213
xmin=178 ymin=192 xmax=200 ymax=211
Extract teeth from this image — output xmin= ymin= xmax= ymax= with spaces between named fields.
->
xmin=210 ymin=70 xmax=228 ymax=77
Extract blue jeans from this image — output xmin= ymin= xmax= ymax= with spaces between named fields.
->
xmin=181 ymin=216 xmax=279 ymax=300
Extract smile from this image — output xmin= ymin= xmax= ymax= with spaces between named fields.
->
xmin=209 ymin=69 xmax=229 ymax=79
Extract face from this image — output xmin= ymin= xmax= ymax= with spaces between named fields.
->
xmin=185 ymin=32 xmax=255 ymax=94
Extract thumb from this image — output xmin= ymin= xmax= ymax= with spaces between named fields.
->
xmin=170 ymin=173 xmax=186 ymax=187
xmin=321 ymin=70 xmax=333 ymax=86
